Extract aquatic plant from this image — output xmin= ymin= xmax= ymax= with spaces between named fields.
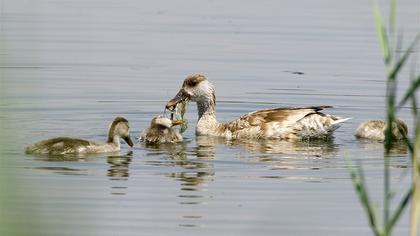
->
xmin=347 ymin=0 xmax=420 ymax=236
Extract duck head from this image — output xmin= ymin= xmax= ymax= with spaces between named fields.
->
xmin=151 ymin=115 xmax=184 ymax=129
xmin=108 ymin=117 xmax=134 ymax=147
xmin=166 ymin=74 xmax=215 ymax=110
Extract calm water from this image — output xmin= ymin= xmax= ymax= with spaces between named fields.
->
xmin=1 ymin=0 xmax=419 ymax=235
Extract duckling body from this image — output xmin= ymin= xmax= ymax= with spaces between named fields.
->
xmin=166 ymin=74 xmax=349 ymax=140
xmin=140 ymin=116 xmax=183 ymax=143
xmin=355 ymin=119 xmax=407 ymax=141
xmin=25 ymin=117 xmax=134 ymax=155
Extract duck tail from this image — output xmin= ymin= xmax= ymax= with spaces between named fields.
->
xmin=326 ymin=117 xmax=351 ymax=133
xmin=332 ymin=117 xmax=352 ymax=125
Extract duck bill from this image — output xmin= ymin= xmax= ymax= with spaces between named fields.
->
xmin=123 ymin=136 xmax=134 ymax=147
xmin=171 ymin=120 xmax=184 ymax=126
xmin=166 ymin=89 xmax=189 ymax=111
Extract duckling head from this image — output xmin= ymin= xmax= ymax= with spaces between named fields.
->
xmin=391 ymin=119 xmax=408 ymax=140
xmin=108 ymin=117 xmax=134 ymax=147
xmin=166 ymin=74 xmax=215 ymax=110
xmin=151 ymin=115 xmax=183 ymax=129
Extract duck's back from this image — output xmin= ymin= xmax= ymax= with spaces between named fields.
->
xmin=25 ymin=137 xmax=95 ymax=155
xmin=140 ymin=128 xmax=183 ymax=143
xmin=355 ymin=119 xmax=407 ymax=141
xmin=221 ymin=106 xmax=348 ymax=139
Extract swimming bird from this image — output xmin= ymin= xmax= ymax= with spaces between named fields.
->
xmin=166 ymin=74 xmax=349 ymax=140
xmin=25 ymin=117 xmax=134 ymax=155
xmin=139 ymin=115 xmax=184 ymax=143
xmin=355 ymin=119 xmax=408 ymax=141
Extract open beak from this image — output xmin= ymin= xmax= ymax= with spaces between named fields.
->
xmin=123 ymin=136 xmax=134 ymax=147
xmin=165 ymin=89 xmax=190 ymax=111
xmin=171 ymin=120 xmax=184 ymax=126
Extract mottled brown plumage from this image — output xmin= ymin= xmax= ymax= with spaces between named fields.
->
xmin=355 ymin=119 xmax=408 ymax=141
xmin=166 ymin=74 xmax=349 ymax=140
xmin=25 ymin=116 xmax=134 ymax=155
xmin=139 ymin=116 xmax=183 ymax=143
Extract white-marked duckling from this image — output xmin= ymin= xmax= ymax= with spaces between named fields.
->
xmin=25 ymin=117 xmax=134 ymax=155
xmin=355 ymin=119 xmax=408 ymax=141
xmin=166 ymin=74 xmax=350 ymax=140
xmin=139 ymin=116 xmax=184 ymax=143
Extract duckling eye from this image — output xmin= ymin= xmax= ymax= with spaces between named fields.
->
xmin=187 ymin=80 xmax=198 ymax=87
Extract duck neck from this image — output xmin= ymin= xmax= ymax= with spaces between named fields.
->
xmin=107 ymin=126 xmax=121 ymax=148
xmin=196 ymin=94 xmax=221 ymax=136
xmin=109 ymin=135 xmax=121 ymax=149
xmin=197 ymin=95 xmax=217 ymax=122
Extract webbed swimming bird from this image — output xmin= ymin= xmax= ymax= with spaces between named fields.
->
xmin=139 ymin=115 xmax=184 ymax=143
xmin=355 ymin=119 xmax=407 ymax=141
xmin=25 ymin=117 xmax=134 ymax=155
xmin=166 ymin=74 xmax=349 ymax=140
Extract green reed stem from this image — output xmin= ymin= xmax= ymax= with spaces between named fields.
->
xmin=346 ymin=1 xmax=419 ymax=235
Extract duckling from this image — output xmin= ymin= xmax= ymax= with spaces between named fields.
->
xmin=25 ymin=117 xmax=134 ymax=155
xmin=355 ymin=119 xmax=408 ymax=141
xmin=166 ymin=74 xmax=350 ymax=140
xmin=139 ymin=116 xmax=184 ymax=143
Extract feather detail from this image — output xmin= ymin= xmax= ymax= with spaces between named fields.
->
xmin=170 ymin=74 xmax=349 ymax=140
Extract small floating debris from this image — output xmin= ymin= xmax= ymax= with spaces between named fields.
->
xmin=283 ymin=70 xmax=305 ymax=75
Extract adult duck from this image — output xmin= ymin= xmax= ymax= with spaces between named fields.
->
xmin=166 ymin=74 xmax=349 ymax=140
xmin=25 ymin=116 xmax=134 ymax=155
xmin=139 ymin=115 xmax=184 ymax=143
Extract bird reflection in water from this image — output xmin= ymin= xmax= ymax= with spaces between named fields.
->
xmin=354 ymin=139 xmax=409 ymax=170
xmin=141 ymin=141 xmax=215 ymax=228
xmin=356 ymin=139 xmax=408 ymax=155
xmin=196 ymin=135 xmax=339 ymax=172
xmin=107 ymin=151 xmax=133 ymax=195
xmin=142 ymin=141 xmax=215 ymax=199
xmin=196 ymin=135 xmax=338 ymax=155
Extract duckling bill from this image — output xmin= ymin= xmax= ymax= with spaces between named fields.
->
xmin=139 ymin=116 xmax=184 ymax=143
xmin=25 ymin=117 xmax=134 ymax=155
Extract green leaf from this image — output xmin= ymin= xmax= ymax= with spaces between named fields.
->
xmin=346 ymin=157 xmax=381 ymax=236
xmin=388 ymin=33 xmax=420 ymax=79
xmin=389 ymin=0 xmax=397 ymax=39
xmin=373 ymin=0 xmax=391 ymax=64
xmin=387 ymin=187 xmax=413 ymax=232
xmin=398 ymin=74 xmax=420 ymax=108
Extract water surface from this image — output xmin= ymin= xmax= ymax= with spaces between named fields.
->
xmin=1 ymin=0 xmax=419 ymax=235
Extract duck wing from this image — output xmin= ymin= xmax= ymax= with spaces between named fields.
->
xmin=26 ymin=137 xmax=93 ymax=154
xmin=224 ymin=106 xmax=345 ymax=139
xmin=230 ymin=106 xmax=331 ymax=127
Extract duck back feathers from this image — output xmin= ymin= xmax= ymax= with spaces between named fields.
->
xmin=25 ymin=137 xmax=97 ymax=155
xmin=205 ymin=106 xmax=349 ymax=140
